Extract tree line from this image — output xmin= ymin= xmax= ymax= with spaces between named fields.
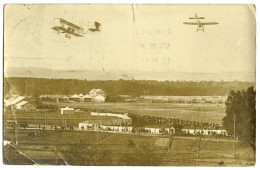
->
xmin=223 ymin=86 xmax=256 ymax=159
xmin=4 ymin=77 xmax=255 ymax=97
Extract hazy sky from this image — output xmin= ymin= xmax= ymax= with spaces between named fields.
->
xmin=4 ymin=4 xmax=256 ymax=73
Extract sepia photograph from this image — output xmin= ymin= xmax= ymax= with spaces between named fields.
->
xmin=3 ymin=4 xmax=256 ymax=166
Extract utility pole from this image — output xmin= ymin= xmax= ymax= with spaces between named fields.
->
xmin=92 ymin=96 xmax=94 ymax=111
xmin=45 ymin=110 xmax=47 ymax=129
xmin=55 ymin=147 xmax=58 ymax=165
xmin=65 ymin=114 xmax=67 ymax=127
xmin=124 ymin=110 xmax=126 ymax=132
xmin=96 ymin=110 xmax=99 ymax=144
xmin=233 ymin=113 xmax=236 ymax=157
xmin=192 ymin=111 xmax=194 ymax=125
xmin=62 ymin=113 xmax=65 ymax=127
xmin=12 ymin=106 xmax=18 ymax=144
xmin=25 ymin=80 xmax=28 ymax=96
xmin=34 ymin=111 xmax=36 ymax=137
xmin=168 ymin=111 xmax=171 ymax=151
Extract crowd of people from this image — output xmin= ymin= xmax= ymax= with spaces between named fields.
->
xmin=128 ymin=113 xmax=222 ymax=130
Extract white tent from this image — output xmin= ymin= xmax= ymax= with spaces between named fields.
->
xmin=83 ymin=94 xmax=92 ymax=98
xmin=60 ymin=95 xmax=69 ymax=99
xmin=70 ymin=94 xmax=80 ymax=98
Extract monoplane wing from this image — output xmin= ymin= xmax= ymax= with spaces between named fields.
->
xmin=183 ymin=22 xmax=198 ymax=25
xmin=189 ymin=17 xmax=205 ymax=19
xmin=201 ymin=22 xmax=219 ymax=25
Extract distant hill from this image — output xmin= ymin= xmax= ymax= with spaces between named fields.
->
xmin=5 ymin=67 xmax=255 ymax=82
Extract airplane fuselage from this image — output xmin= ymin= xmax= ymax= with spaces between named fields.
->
xmin=196 ymin=19 xmax=204 ymax=31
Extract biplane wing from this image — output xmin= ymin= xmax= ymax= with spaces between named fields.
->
xmin=183 ymin=22 xmax=198 ymax=25
xmin=52 ymin=18 xmax=85 ymax=38
xmin=201 ymin=22 xmax=219 ymax=25
xmin=52 ymin=26 xmax=84 ymax=37
xmin=58 ymin=18 xmax=84 ymax=31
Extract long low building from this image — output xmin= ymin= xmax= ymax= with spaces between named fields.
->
xmin=91 ymin=112 xmax=132 ymax=120
xmin=182 ymin=128 xmax=227 ymax=136
xmin=79 ymin=117 xmax=131 ymax=126
xmin=78 ymin=122 xmax=228 ymax=136
xmin=60 ymin=107 xmax=74 ymax=115
xmin=78 ymin=123 xmax=177 ymax=135
xmin=79 ymin=122 xmax=133 ymax=132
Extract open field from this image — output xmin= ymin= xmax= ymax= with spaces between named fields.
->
xmin=4 ymin=102 xmax=225 ymax=128
xmin=3 ymin=129 xmax=255 ymax=166
xmin=49 ymin=102 xmax=225 ymax=124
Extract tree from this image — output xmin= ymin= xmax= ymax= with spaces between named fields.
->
xmin=32 ymin=88 xmax=40 ymax=99
xmin=95 ymin=149 xmax=113 ymax=166
xmin=127 ymin=139 xmax=136 ymax=147
xmin=57 ymin=140 xmax=114 ymax=166
xmin=121 ymin=139 xmax=164 ymax=166
xmin=223 ymin=86 xmax=256 ymax=159
xmin=186 ymin=137 xmax=207 ymax=158
xmin=58 ymin=140 xmax=97 ymax=165
xmin=4 ymin=77 xmax=255 ymax=97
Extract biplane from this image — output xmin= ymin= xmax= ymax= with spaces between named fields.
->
xmin=88 ymin=22 xmax=101 ymax=32
xmin=52 ymin=18 xmax=85 ymax=39
xmin=183 ymin=13 xmax=218 ymax=32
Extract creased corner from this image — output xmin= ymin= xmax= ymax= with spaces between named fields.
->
xmin=52 ymin=148 xmax=69 ymax=165
xmin=9 ymin=144 xmax=38 ymax=165
xmin=131 ymin=4 xmax=135 ymax=23
xmin=247 ymin=4 xmax=256 ymax=18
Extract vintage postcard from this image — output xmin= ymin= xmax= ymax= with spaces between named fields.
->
xmin=3 ymin=4 xmax=256 ymax=166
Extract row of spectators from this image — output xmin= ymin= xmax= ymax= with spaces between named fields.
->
xmin=128 ymin=113 xmax=222 ymax=130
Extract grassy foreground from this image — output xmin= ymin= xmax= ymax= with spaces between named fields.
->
xmin=4 ymin=129 xmax=255 ymax=166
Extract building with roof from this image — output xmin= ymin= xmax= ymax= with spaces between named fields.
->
xmin=91 ymin=112 xmax=132 ymax=124
xmin=39 ymin=95 xmax=61 ymax=102
xmin=93 ymin=94 xmax=106 ymax=103
xmin=11 ymin=96 xmax=26 ymax=105
xmin=89 ymin=89 xmax=106 ymax=97
xmin=4 ymin=96 xmax=27 ymax=109
xmin=15 ymin=101 xmax=36 ymax=111
xmin=182 ymin=128 xmax=227 ymax=136
xmin=4 ymin=95 xmax=19 ymax=106
xmin=61 ymin=107 xmax=74 ymax=115
xmin=79 ymin=112 xmax=132 ymax=131
xmin=58 ymin=95 xmax=69 ymax=103
xmin=79 ymin=122 xmax=133 ymax=132
xmin=69 ymin=94 xmax=80 ymax=102
xmin=83 ymin=94 xmax=92 ymax=102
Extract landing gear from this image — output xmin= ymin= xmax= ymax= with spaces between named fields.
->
xmin=65 ymin=33 xmax=71 ymax=39
xmin=197 ymin=26 xmax=205 ymax=32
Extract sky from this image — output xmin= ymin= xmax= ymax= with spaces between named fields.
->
xmin=4 ymin=4 xmax=256 ymax=73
